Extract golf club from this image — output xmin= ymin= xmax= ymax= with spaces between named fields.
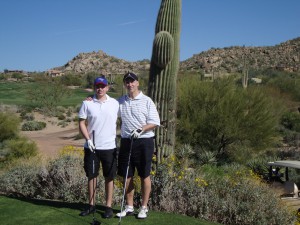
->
xmin=118 ymin=136 xmax=134 ymax=225
xmin=91 ymin=130 xmax=101 ymax=225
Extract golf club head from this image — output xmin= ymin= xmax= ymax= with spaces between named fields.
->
xmin=90 ymin=219 xmax=101 ymax=225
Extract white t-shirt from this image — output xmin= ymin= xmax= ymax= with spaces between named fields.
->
xmin=78 ymin=94 xmax=119 ymax=150
xmin=118 ymin=91 xmax=160 ymax=138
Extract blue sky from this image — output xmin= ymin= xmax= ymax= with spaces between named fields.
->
xmin=1 ymin=0 xmax=299 ymax=72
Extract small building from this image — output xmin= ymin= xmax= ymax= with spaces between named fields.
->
xmin=47 ymin=69 xmax=64 ymax=77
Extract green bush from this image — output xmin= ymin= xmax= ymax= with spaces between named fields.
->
xmin=60 ymin=73 xmax=84 ymax=86
xmin=267 ymin=73 xmax=300 ymax=101
xmin=20 ymin=113 xmax=35 ymax=121
xmin=0 ymin=112 xmax=20 ymax=141
xmin=57 ymin=113 xmax=66 ymax=120
xmin=177 ymin=77 xmax=283 ymax=163
xmin=21 ymin=121 xmax=46 ymax=131
xmin=281 ymin=111 xmax=300 ymax=132
xmin=6 ymin=137 xmax=38 ymax=161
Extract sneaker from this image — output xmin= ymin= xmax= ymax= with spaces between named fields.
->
xmin=79 ymin=205 xmax=96 ymax=216
xmin=102 ymin=207 xmax=113 ymax=219
xmin=116 ymin=205 xmax=134 ymax=217
xmin=137 ymin=206 xmax=148 ymax=219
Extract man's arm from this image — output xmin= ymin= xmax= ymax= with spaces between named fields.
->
xmin=79 ymin=118 xmax=96 ymax=152
xmin=79 ymin=118 xmax=90 ymax=141
xmin=141 ymin=124 xmax=157 ymax=133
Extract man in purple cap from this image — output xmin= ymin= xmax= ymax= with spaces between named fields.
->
xmin=78 ymin=76 xmax=119 ymax=218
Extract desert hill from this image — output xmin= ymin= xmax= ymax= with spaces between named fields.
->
xmin=53 ymin=37 xmax=300 ymax=75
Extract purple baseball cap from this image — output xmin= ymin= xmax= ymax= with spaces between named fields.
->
xmin=94 ymin=77 xmax=108 ymax=86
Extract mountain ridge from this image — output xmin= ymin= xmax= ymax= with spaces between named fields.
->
xmin=54 ymin=37 xmax=300 ymax=75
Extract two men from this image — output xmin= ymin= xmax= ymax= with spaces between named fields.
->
xmin=79 ymin=73 xmax=160 ymax=219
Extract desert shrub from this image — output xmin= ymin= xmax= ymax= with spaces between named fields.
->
xmin=177 ymin=77 xmax=283 ymax=164
xmin=0 ymin=158 xmax=42 ymax=198
xmin=57 ymin=113 xmax=66 ymax=120
xmin=0 ymin=112 xmax=20 ymax=141
xmin=57 ymin=120 xmax=68 ymax=127
xmin=39 ymin=154 xmax=88 ymax=202
xmin=6 ymin=137 xmax=38 ymax=161
xmin=56 ymin=106 xmax=66 ymax=114
xmin=21 ymin=121 xmax=46 ymax=131
xmin=267 ymin=72 xmax=300 ymax=101
xmin=66 ymin=107 xmax=74 ymax=117
xmin=151 ymin=158 xmax=295 ymax=225
xmin=0 ymin=150 xmax=89 ymax=203
xmin=281 ymin=111 xmax=300 ymax=132
xmin=20 ymin=112 xmax=35 ymax=121
xmin=60 ymin=73 xmax=84 ymax=86
xmin=282 ymin=131 xmax=300 ymax=147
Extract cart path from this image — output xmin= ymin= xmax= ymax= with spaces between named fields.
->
xmin=21 ymin=113 xmax=84 ymax=158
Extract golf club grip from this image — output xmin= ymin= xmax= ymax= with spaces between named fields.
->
xmin=92 ymin=130 xmax=95 ymax=146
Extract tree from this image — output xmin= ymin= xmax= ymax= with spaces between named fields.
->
xmin=27 ymin=78 xmax=71 ymax=113
xmin=177 ymin=76 xmax=283 ymax=163
xmin=11 ymin=72 xmax=24 ymax=81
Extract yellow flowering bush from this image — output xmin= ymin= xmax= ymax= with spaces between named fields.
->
xmin=150 ymin=155 xmax=295 ymax=225
xmin=59 ymin=145 xmax=83 ymax=157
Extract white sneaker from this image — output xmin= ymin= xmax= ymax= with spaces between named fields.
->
xmin=116 ymin=205 xmax=134 ymax=218
xmin=137 ymin=206 xmax=148 ymax=219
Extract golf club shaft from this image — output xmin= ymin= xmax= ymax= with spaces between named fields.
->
xmin=118 ymin=137 xmax=134 ymax=225
xmin=92 ymin=130 xmax=97 ymax=222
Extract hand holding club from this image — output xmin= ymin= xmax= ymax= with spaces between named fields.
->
xmin=87 ymin=139 xmax=96 ymax=152
xmin=131 ymin=128 xmax=142 ymax=139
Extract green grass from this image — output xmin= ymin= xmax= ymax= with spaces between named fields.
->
xmin=0 ymin=196 xmax=220 ymax=225
xmin=60 ymin=88 xmax=120 ymax=107
xmin=60 ymin=88 xmax=93 ymax=107
xmin=0 ymin=82 xmax=34 ymax=106
xmin=0 ymin=82 xmax=119 ymax=108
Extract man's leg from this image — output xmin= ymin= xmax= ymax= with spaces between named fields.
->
xmin=116 ymin=176 xmax=135 ymax=218
xmin=137 ymin=176 xmax=151 ymax=219
xmin=102 ymin=177 xmax=114 ymax=218
xmin=141 ymin=176 xmax=151 ymax=207
xmin=88 ymin=177 xmax=97 ymax=206
xmin=105 ymin=177 xmax=114 ymax=207
xmin=125 ymin=176 xmax=135 ymax=206
xmin=80 ymin=177 xmax=97 ymax=216
xmin=101 ymin=149 xmax=118 ymax=218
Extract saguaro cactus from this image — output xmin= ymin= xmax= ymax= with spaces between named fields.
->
xmin=242 ymin=48 xmax=249 ymax=89
xmin=148 ymin=0 xmax=181 ymax=163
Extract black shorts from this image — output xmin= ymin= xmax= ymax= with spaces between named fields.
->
xmin=83 ymin=148 xmax=117 ymax=179
xmin=117 ymin=138 xmax=154 ymax=178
